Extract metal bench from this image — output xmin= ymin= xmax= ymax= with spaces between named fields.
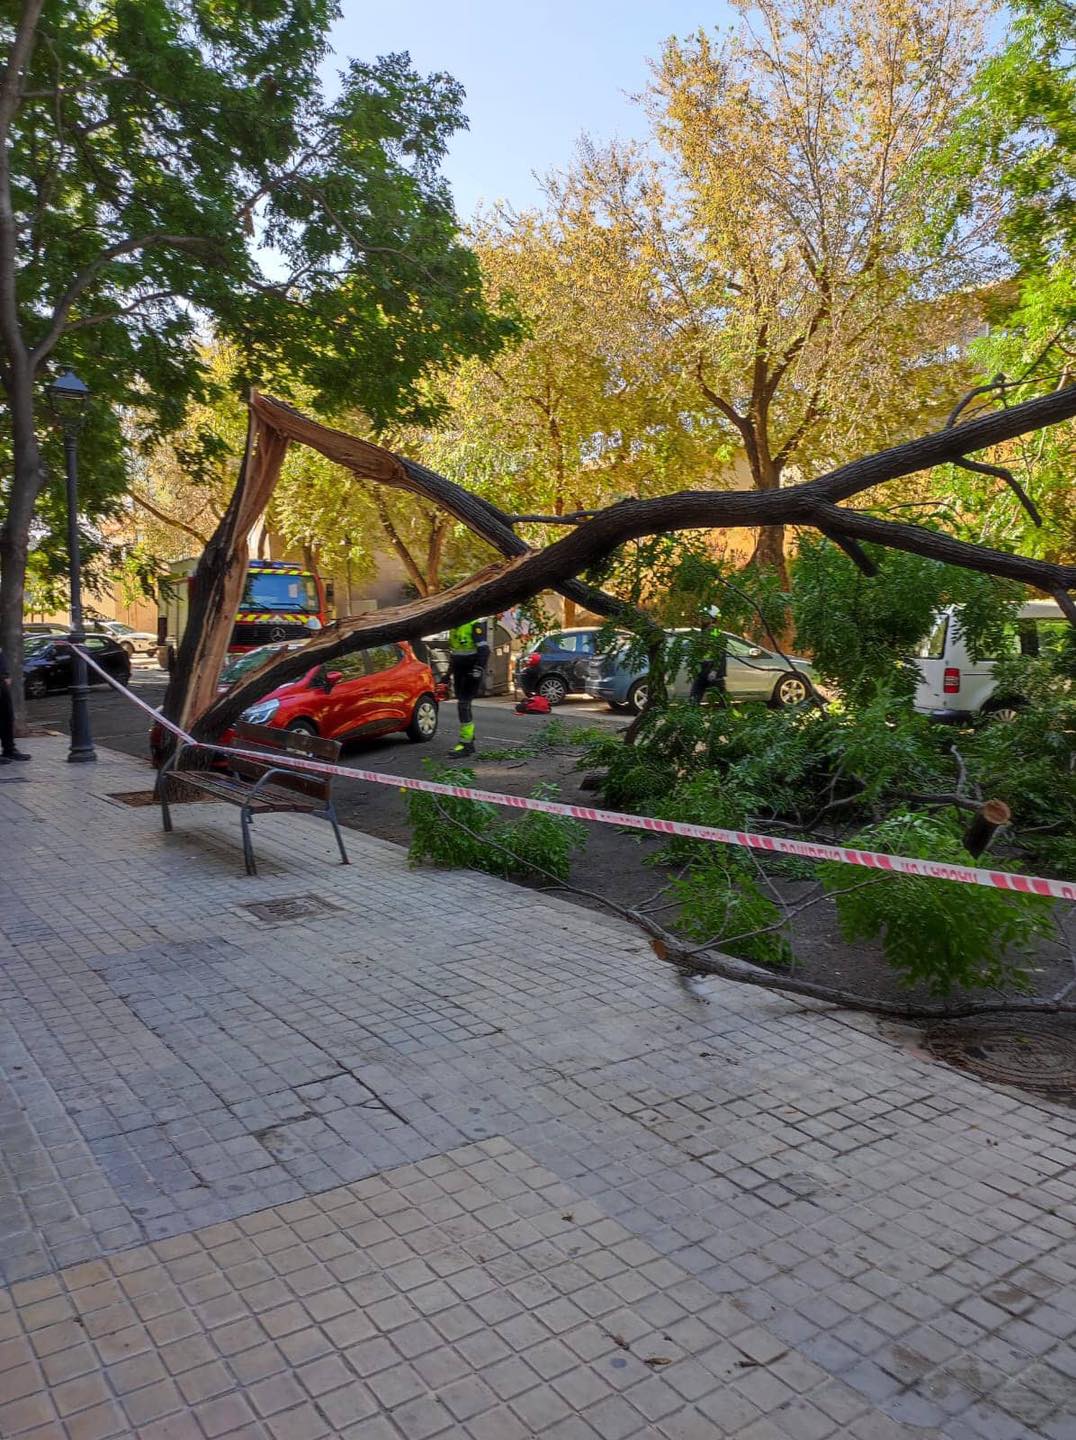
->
xmin=158 ymin=721 xmax=349 ymax=876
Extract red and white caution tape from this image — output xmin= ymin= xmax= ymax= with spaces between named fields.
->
xmin=72 ymin=647 xmax=1076 ymax=902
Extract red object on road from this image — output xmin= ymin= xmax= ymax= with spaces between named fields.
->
xmin=515 ymin=694 xmax=552 ymax=715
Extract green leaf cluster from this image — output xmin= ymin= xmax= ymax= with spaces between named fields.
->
xmin=790 ymin=538 xmax=1022 ymax=704
xmin=819 ymin=813 xmax=1054 ymax=995
xmin=406 ymin=764 xmax=585 ymax=883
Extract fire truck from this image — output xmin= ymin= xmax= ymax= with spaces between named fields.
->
xmin=157 ymin=558 xmax=328 ymax=664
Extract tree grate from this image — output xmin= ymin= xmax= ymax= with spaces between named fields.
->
xmin=240 ymin=893 xmax=343 ymax=923
xmin=926 ymin=1017 xmax=1076 ymax=1100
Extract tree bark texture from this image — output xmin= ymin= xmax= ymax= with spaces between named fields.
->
xmin=186 ymin=383 xmax=1076 ymax=741
xmin=163 ymin=414 xmax=290 ymax=732
xmin=0 ymin=368 xmax=45 ymax=734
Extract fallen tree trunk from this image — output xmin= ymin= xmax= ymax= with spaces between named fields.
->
xmin=164 ymin=393 xmax=661 ymax=734
xmin=193 ymin=380 xmax=1076 ymax=741
xmin=640 ymin=919 xmax=1076 ymax=1021
xmin=249 ymin=393 xmax=650 ymax=628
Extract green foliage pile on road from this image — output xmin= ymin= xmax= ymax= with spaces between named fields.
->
xmin=407 ymin=764 xmax=585 ymax=884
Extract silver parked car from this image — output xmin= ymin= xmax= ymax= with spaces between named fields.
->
xmin=586 ymin=630 xmax=817 ymax=714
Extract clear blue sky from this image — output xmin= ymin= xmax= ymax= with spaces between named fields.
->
xmin=330 ymin=0 xmax=736 ymax=220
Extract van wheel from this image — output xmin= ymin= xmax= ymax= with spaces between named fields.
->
xmin=407 ymin=694 xmax=439 ymax=742
xmin=982 ymin=697 xmax=1026 ymax=724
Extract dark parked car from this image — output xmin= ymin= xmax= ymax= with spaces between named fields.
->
xmin=514 ymin=627 xmax=607 ymax=705
xmin=22 ymin=633 xmax=131 ymax=699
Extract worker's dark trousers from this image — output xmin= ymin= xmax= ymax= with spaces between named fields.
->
xmin=450 ymin=655 xmax=483 ymax=741
xmin=689 ymin=658 xmax=727 ymax=705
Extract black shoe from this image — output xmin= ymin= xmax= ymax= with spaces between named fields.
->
xmin=450 ymin=742 xmax=476 ymax=758
xmin=2 ymin=750 xmax=30 ymax=762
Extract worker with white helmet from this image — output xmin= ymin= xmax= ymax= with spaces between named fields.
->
xmin=689 ymin=604 xmax=728 ymax=706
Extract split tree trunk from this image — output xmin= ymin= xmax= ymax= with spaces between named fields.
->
xmin=0 ymin=368 xmax=45 ymax=736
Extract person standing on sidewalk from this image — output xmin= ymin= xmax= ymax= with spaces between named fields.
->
xmin=447 ymin=619 xmax=490 ymax=758
xmin=0 ymin=646 xmax=32 ymax=764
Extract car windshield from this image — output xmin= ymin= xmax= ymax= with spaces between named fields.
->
xmin=108 ymin=622 xmax=134 ymax=634
xmin=242 ymin=571 xmax=319 ymax=613
xmin=218 ymin=643 xmax=291 ymax=687
xmin=23 ymin=637 xmax=54 ymax=655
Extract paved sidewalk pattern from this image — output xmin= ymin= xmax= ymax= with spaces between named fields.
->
xmin=2 ymin=740 xmax=1075 ymax=1439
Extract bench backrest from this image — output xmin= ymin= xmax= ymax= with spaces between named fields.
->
xmin=228 ymin=721 xmax=341 ymax=802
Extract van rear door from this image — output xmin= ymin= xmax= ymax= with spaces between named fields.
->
xmin=914 ymin=614 xmax=949 ymax=712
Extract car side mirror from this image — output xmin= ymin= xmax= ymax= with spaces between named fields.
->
xmin=325 ymin=670 xmax=343 ymax=690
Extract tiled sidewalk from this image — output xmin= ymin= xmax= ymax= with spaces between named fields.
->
xmin=1 ymin=740 xmax=1074 ymax=1439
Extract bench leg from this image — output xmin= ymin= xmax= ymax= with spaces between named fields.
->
xmin=240 ymin=806 xmax=257 ymax=876
xmin=326 ymin=804 xmax=349 ymax=866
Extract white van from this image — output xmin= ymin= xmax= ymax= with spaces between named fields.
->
xmin=914 ymin=599 xmax=1070 ymax=722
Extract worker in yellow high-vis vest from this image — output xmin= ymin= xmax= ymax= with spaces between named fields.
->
xmin=447 ymin=619 xmax=490 ymax=757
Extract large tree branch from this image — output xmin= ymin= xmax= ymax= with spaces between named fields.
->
xmin=128 ymin=489 xmax=211 ymax=545
xmin=373 ymin=489 xmax=429 ymax=596
xmin=247 ymin=394 xmax=646 ymax=630
xmin=28 ymin=233 xmax=217 ymax=369
xmin=0 ymin=0 xmax=44 ymax=140
xmin=192 ymin=382 xmax=1076 ymax=741
xmin=63 ymin=288 xmax=178 ymax=336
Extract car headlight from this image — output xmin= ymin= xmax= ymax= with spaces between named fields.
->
xmin=241 ymin=699 xmax=280 ymax=724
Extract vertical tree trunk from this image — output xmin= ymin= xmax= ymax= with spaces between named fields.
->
xmin=750 ymin=522 xmax=789 ymax=585
xmin=425 ymin=515 xmax=446 ymax=595
xmin=746 ymin=454 xmax=790 ymax=587
xmin=0 ymin=370 xmax=45 ymax=735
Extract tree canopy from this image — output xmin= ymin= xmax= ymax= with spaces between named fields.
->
xmin=535 ymin=0 xmax=994 ymax=577
xmin=0 ymin=0 xmax=511 ymax=720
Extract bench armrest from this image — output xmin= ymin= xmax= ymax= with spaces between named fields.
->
xmin=246 ymin=764 xmax=303 ymax=800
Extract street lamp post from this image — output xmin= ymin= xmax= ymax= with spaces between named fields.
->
xmin=45 ymin=369 xmax=96 ymax=764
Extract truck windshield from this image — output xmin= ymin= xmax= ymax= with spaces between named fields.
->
xmin=242 ymin=572 xmax=319 ymax=613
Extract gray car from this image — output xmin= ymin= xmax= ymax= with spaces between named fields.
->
xmin=585 ymin=630 xmax=817 ymax=713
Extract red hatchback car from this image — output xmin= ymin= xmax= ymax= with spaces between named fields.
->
xmin=150 ymin=642 xmax=439 ymax=765
xmin=232 ymin=642 xmax=440 ymax=744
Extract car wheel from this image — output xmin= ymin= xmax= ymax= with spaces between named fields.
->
xmin=537 ymin=674 xmax=569 ymax=706
xmin=24 ymin=675 xmax=47 ymax=700
xmin=287 ymin=719 xmax=318 ymax=735
xmin=607 ymin=699 xmax=630 ymax=713
xmin=772 ymin=673 xmax=811 ymax=708
xmin=120 ymin=641 xmax=135 ymax=655
xmin=626 ymin=679 xmax=649 ymax=715
xmin=407 ymin=694 xmax=439 ymax=742
xmin=983 ymin=697 xmax=1026 ymax=724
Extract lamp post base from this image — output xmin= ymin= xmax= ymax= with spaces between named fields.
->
xmin=67 ymin=682 xmax=97 ymax=764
